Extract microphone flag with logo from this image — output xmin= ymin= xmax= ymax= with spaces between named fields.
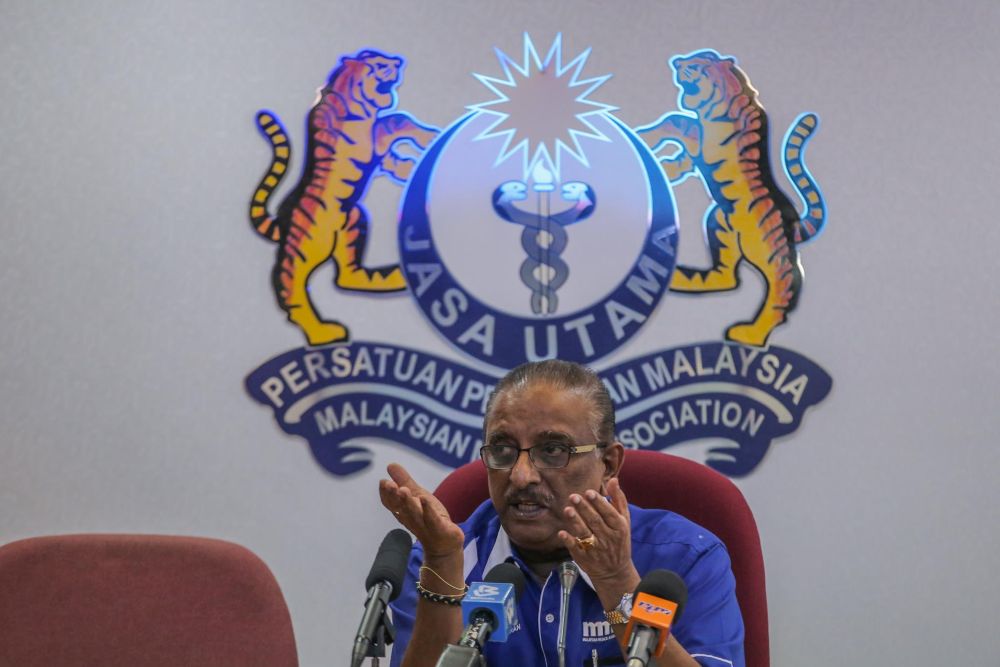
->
xmin=435 ymin=563 xmax=526 ymax=667
xmin=459 ymin=562 xmax=524 ymax=644
xmin=625 ymin=569 xmax=688 ymax=667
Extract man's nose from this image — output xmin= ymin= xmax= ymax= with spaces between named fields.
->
xmin=508 ymin=450 xmax=541 ymax=487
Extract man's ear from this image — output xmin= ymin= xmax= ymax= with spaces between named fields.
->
xmin=602 ymin=442 xmax=625 ymax=483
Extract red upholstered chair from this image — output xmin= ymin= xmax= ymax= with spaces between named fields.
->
xmin=0 ymin=534 xmax=298 ymax=667
xmin=433 ymin=449 xmax=769 ymax=667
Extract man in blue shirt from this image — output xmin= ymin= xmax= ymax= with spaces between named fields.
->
xmin=380 ymin=360 xmax=744 ymax=667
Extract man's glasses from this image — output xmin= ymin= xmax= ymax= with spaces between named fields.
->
xmin=479 ymin=442 xmax=604 ymax=470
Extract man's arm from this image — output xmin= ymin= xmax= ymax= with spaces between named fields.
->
xmin=669 ymin=543 xmax=744 ymax=667
xmin=380 ymin=464 xmax=466 ymax=667
xmin=557 ymin=478 xmax=702 ymax=667
xmin=396 ymin=550 xmax=464 ymax=667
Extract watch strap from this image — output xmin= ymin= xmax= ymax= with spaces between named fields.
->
xmin=604 ymin=608 xmax=629 ymax=625
xmin=604 ymin=592 xmax=633 ymax=625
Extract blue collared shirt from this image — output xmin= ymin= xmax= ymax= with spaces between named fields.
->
xmin=389 ymin=500 xmax=745 ymax=667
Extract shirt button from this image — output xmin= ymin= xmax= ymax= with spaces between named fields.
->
xmin=545 ymin=613 xmax=555 ymax=623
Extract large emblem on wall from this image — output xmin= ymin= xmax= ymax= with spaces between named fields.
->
xmin=244 ymin=35 xmax=832 ymax=477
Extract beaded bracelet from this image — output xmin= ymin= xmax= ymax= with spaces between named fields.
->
xmin=416 ymin=581 xmax=467 ymax=606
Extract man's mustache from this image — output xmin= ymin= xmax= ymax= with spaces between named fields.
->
xmin=505 ymin=489 xmax=554 ymax=506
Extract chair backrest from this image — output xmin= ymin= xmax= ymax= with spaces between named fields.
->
xmin=433 ymin=449 xmax=769 ymax=667
xmin=0 ymin=534 xmax=298 ymax=667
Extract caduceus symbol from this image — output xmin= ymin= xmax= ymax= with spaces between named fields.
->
xmin=491 ymin=163 xmax=596 ymax=315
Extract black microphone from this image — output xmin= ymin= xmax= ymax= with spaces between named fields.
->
xmin=352 ymin=529 xmax=412 ymax=667
xmin=624 ymin=570 xmax=688 ymax=667
xmin=435 ymin=562 xmax=526 ymax=667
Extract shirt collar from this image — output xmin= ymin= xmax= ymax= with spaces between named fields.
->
xmin=472 ymin=522 xmax=596 ymax=591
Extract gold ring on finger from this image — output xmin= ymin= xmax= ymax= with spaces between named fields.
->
xmin=576 ymin=534 xmax=597 ymax=552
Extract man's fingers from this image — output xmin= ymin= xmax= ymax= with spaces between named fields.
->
xmin=557 ymin=530 xmax=584 ymax=555
xmin=379 ymin=479 xmax=405 ymax=511
xmin=387 ymin=462 xmax=421 ymax=490
xmin=387 ymin=463 xmax=431 ymax=499
xmin=607 ymin=477 xmax=629 ymax=516
xmin=564 ymin=496 xmax=599 ymax=537
xmin=397 ymin=486 xmax=424 ymax=516
xmin=571 ymin=491 xmax=615 ymax=533
xmin=557 ymin=526 xmax=597 ymax=558
xmin=585 ymin=489 xmax=625 ymax=529
xmin=380 ymin=475 xmax=425 ymax=520
xmin=379 ymin=480 xmax=413 ymax=518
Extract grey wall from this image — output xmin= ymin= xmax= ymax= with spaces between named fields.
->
xmin=2 ymin=0 xmax=998 ymax=664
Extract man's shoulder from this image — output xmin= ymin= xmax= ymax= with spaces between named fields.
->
xmin=628 ymin=504 xmax=727 ymax=564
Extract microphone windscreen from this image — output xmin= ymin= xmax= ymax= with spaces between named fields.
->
xmin=559 ymin=560 xmax=579 ymax=589
xmin=633 ymin=569 xmax=688 ymax=621
xmin=484 ymin=562 xmax=526 ymax=599
xmin=365 ymin=528 xmax=413 ymax=600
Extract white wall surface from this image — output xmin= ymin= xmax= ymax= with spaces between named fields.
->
xmin=1 ymin=0 xmax=998 ymax=665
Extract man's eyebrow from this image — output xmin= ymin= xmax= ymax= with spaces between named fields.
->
xmin=535 ymin=431 xmax=573 ymax=443
xmin=485 ymin=430 xmax=511 ymax=445
xmin=485 ymin=430 xmax=575 ymax=445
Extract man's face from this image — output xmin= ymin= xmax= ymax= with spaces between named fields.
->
xmin=484 ymin=381 xmax=614 ymax=556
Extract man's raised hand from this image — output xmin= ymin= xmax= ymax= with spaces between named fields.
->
xmin=379 ymin=463 xmax=465 ymax=558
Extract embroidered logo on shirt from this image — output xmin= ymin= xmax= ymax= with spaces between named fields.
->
xmin=582 ymin=620 xmax=615 ymax=642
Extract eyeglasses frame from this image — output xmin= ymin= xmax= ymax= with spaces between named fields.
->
xmin=479 ymin=442 xmax=606 ymax=470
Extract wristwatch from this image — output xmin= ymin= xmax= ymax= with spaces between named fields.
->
xmin=604 ymin=592 xmax=633 ymax=625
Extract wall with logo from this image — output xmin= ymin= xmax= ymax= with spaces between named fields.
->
xmin=1 ymin=1 xmax=998 ymax=665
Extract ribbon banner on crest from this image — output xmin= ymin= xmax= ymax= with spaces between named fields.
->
xmin=246 ymin=341 xmax=830 ymax=477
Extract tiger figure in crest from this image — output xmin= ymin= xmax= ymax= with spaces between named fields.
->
xmin=638 ymin=50 xmax=826 ymax=347
xmin=250 ymin=49 xmax=438 ymax=345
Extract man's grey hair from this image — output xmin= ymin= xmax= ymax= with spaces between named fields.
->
xmin=483 ymin=359 xmax=615 ymax=445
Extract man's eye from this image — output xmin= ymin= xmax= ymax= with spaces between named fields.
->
xmin=540 ymin=443 xmax=568 ymax=456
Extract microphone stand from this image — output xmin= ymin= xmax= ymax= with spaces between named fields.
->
xmin=625 ymin=628 xmax=657 ymax=667
xmin=352 ymin=583 xmax=396 ymax=667
xmin=435 ymin=615 xmax=491 ymax=667
xmin=365 ymin=612 xmax=395 ymax=667
xmin=557 ymin=562 xmax=579 ymax=667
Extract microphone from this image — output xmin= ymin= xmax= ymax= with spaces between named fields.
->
xmin=624 ymin=570 xmax=688 ymax=667
xmin=351 ymin=529 xmax=413 ymax=667
xmin=557 ymin=561 xmax=579 ymax=667
xmin=435 ymin=562 xmax=526 ymax=667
